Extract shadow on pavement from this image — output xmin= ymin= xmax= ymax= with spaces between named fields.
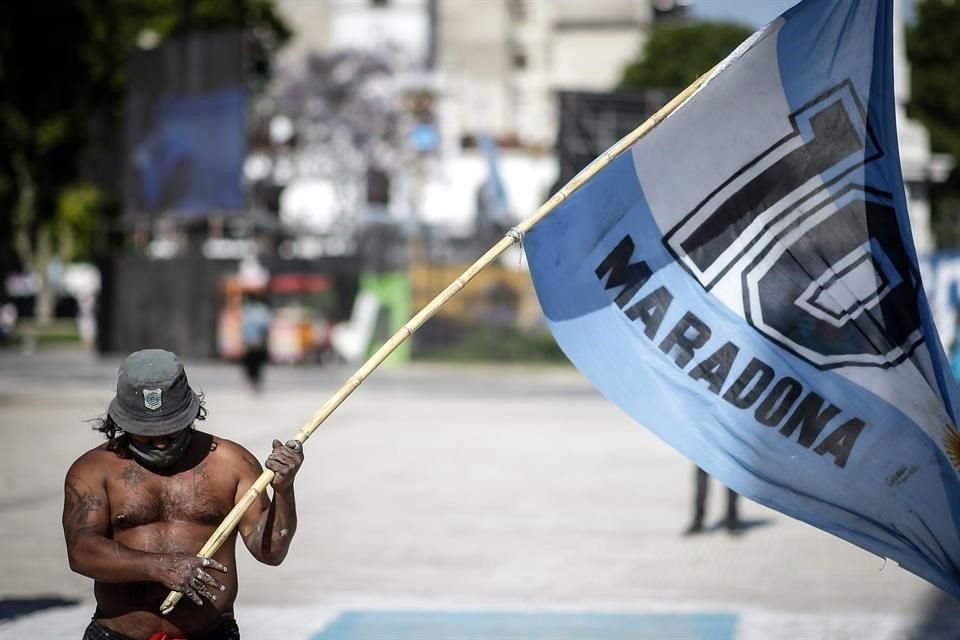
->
xmin=709 ymin=517 xmax=772 ymax=535
xmin=0 ymin=596 xmax=79 ymax=622
xmin=683 ymin=517 xmax=774 ymax=537
xmin=907 ymin=589 xmax=960 ymax=639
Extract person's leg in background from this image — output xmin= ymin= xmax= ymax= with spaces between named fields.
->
xmin=685 ymin=466 xmax=709 ymax=535
xmin=724 ymin=486 xmax=741 ymax=534
xmin=243 ymin=347 xmax=267 ymax=391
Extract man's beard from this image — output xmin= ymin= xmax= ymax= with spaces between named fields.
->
xmin=127 ymin=428 xmax=194 ymax=468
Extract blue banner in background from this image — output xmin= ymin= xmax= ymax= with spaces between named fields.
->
xmin=128 ymin=88 xmax=246 ymax=216
xmin=124 ymin=30 xmax=247 ymax=217
xmin=526 ymin=0 xmax=960 ymax=597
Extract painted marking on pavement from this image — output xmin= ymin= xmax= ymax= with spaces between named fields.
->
xmin=312 ymin=611 xmax=739 ymax=640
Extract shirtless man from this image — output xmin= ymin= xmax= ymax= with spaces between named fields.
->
xmin=63 ymin=349 xmax=304 ymax=640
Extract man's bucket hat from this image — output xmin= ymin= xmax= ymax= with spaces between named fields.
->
xmin=108 ymin=349 xmax=201 ymax=437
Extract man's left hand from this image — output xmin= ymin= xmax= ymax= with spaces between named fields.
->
xmin=266 ymin=439 xmax=303 ymax=491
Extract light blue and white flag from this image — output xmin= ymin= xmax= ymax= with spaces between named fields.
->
xmin=526 ymin=0 xmax=960 ymax=597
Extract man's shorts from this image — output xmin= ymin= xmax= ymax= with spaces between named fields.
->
xmin=82 ymin=617 xmax=241 ymax=640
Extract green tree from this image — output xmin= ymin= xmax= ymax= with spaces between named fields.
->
xmin=0 ymin=1 xmax=291 ymax=323
xmin=122 ymin=0 xmax=293 ymax=88
xmin=620 ymin=21 xmax=753 ymax=91
xmin=0 ymin=2 xmax=125 ymax=322
xmin=906 ymin=0 xmax=960 ymax=248
xmin=56 ymin=185 xmax=104 ymax=266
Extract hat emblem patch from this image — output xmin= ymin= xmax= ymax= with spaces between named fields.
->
xmin=143 ymin=388 xmax=162 ymax=411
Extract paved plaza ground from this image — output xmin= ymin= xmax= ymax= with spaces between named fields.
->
xmin=1 ymin=348 xmax=958 ymax=639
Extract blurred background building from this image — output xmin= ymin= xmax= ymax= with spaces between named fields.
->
xmin=2 ymin=0 xmax=956 ymax=370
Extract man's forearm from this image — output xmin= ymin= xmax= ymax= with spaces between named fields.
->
xmin=67 ymin=534 xmax=163 ymax=583
xmin=255 ymin=486 xmax=298 ymax=565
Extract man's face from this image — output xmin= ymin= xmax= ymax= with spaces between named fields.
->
xmin=126 ymin=427 xmax=194 ymax=469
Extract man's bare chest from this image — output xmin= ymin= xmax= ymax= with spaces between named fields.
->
xmin=108 ymin=460 xmax=234 ymax=529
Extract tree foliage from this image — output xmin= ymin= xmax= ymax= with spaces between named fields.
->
xmin=906 ymin=0 xmax=960 ymax=247
xmin=907 ymin=0 xmax=960 ymax=162
xmin=0 ymin=2 xmax=126 ymax=317
xmin=620 ymin=21 xmax=754 ymax=91
xmin=0 ymin=0 xmax=291 ymax=313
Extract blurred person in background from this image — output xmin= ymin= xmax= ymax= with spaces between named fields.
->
xmin=77 ymin=293 xmax=97 ymax=349
xmin=63 ymin=349 xmax=304 ymax=640
xmin=685 ymin=465 xmax=740 ymax=535
xmin=0 ymin=299 xmax=17 ymax=345
xmin=240 ymin=290 xmax=272 ymax=391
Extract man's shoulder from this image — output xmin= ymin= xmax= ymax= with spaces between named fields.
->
xmin=207 ymin=433 xmax=257 ymax=462
xmin=66 ymin=442 xmax=122 ymax=480
xmin=204 ymin=433 xmax=262 ymax=477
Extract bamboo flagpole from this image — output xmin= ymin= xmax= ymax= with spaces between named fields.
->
xmin=160 ymin=63 xmax=720 ymax=615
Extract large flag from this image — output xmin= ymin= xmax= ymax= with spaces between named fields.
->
xmin=526 ymin=0 xmax=960 ymax=597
